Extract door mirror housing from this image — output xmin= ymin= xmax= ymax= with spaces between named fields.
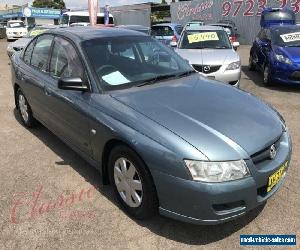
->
xmin=58 ymin=77 xmax=89 ymax=91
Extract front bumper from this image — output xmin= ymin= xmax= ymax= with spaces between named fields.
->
xmin=195 ymin=65 xmax=241 ymax=87
xmin=153 ymin=131 xmax=292 ymax=225
xmin=6 ymin=34 xmax=26 ymax=40
xmin=271 ymin=61 xmax=300 ymax=85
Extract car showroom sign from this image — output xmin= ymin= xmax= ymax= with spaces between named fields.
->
xmin=23 ymin=7 xmax=61 ymax=19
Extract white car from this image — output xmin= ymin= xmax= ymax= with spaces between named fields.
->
xmin=175 ymin=25 xmax=241 ymax=87
xmin=6 ymin=20 xmax=28 ymax=41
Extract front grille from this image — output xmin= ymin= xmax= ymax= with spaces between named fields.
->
xmin=192 ymin=64 xmax=221 ymax=74
xmin=289 ymin=71 xmax=300 ymax=81
xmin=251 ymin=136 xmax=281 ymax=164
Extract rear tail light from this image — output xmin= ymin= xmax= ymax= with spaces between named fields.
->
xmin=230 ymin=36 xmax=237 ymax=43
xmin=172 ymin=35 xmax=177 ymax=42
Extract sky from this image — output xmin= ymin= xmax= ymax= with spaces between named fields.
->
xmin=0 ymin=0 xmax=161 ymax=9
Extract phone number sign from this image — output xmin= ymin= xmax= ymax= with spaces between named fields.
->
xmin=222 ymin=0 xmax=300 ymax=17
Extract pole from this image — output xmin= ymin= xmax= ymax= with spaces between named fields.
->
xmin=88 ymin=0 xmax=98 ymax=26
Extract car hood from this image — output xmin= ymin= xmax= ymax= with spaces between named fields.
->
xmin=111 ymin=75 xmax=283 ymax=160
xmin=275 ymin=46 xmax=300 ymax=63
xmin=175 ymin=48 xmax=239 ymax=66
xmin=8 ymin=38 xmax=31 ymax=49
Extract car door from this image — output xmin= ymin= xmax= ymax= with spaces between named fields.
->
xmin=44 ymin=36 xmax=92 ymax=157
xmin=18 ymin=34 xmax=54 ymax=123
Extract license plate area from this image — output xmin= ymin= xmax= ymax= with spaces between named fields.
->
xmin=267 ymin=161 xmax=288 ymax=192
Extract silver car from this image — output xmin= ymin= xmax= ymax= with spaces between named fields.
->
xmin=175 ymin=26 xmax=241 ymax=87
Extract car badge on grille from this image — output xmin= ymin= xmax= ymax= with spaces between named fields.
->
xmin=203 ymin=66 xmax=210 ymax=72
xmin=270 ymin=144 xmax=277 ymax=159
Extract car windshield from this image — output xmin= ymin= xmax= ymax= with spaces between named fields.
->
xmin=179 ymin=30 xmax=232 ymax=49
xmin=7 ymin=22 xmax=25 ymax=28
xmin=151 ymin=26 xmax=174 ymax=36
xmin=272 ymin=29 xmax=300 ymax=47
xmin=82 ymin=36 xmax=193 ymax=90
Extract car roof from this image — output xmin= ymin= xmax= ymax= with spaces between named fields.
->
xmin=8 ymin=20 xmax=24 ymax=23
xmin=210 ymin=23 xmax=233 ymax=28
xmin=152 ymin=23 xmax=182 ymax=28
xmin=44 ymin=26 xmax=148 ymax=42
xmin=268 ymin=24 xmax=299 ymax=30
xmin=184 ymin=25 xmax=224 ymax=31
xmin=116 ymin=25 xmax=149 ymax=29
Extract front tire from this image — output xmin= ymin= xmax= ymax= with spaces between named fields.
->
xmin=263 ymin=64 xmax=272 ymax=85
xmin=108 ymin=145 xmax=158 ymax=220
xmin=248 ymin=55 xmax=256 ymax=71
xmin=16 ymin=89 xmax=37 ymax=127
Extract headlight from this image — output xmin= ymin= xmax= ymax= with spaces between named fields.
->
xmin=184 ymin=160 xmax=250 ymax=182
xmin=226 ymin=61 xmax=241 ymax=70
xmin=275 ymin=54 xmax=292 ymax=65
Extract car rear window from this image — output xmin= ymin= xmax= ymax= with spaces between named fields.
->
xmin=151 ymin=26 xmax=174 ymax=36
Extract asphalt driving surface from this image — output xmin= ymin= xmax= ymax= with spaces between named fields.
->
xmin=0 ymin=40 xmax=299 ymax=249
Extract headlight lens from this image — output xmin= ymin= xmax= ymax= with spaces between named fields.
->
xmin=184 ymin=160 xmax=250 ymax=182
xmin=226 ymin=61 xmax=241 ymax=70
xmin=275 ymin=54 xmax=292 ymax=65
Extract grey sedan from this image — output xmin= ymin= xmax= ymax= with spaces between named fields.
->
xmin=10 ymin=27 xmax=291 ymax=225
xmin=176 ymin=26 xmax=241 ymax=87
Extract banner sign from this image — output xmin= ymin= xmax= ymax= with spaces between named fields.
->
xmin=23 ymin=7 xmax=61 ymax=19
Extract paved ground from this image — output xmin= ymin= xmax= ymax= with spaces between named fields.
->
xmin=0 ymin=40 xmax=299 ymax=250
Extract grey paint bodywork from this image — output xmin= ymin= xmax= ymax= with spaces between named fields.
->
xmin=10 ymin=27 xmax=292 ymax=224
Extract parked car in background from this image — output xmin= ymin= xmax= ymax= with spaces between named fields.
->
xmin=70 ymin=22 xmax=90 ymax=27
xmin=7 ymin=25 xmax=57 ymax=58
xmin=184 ymin=20 xmax=205 ymax=29
xmin=151 ymin=23 xmax=183 ymax=47
xmin=116 ymin=25 xmax=150 ymax=35
xmin=60 ymin=11 xmax=114 ymax=26
xmin=6 ymin=20 xmax=28 ymax=42
xmin=10 ymin=27 xmax=291 ymax=225
xmin=249 ymin=25 xmax=300 ymax=86
xmin=218 ymin=19 xmax=237 ymax=30
xmin=260 ymin=8 xmax=295 ymax=28
xmin=210 ymin=23 xmax=240 ymax=47
xmin=176 ymin=25 xmax=241 ymax=87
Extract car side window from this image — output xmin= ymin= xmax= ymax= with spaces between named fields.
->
xmin=31 ymin=35 xmax=53 ymax=71
xmin=23 ymin=40 xmax=35 ymax=65
xmin=49 ymin=37 xmax=84 ymax=79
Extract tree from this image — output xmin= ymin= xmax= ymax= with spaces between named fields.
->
xmin=32 ymin=0 xmax=66 ymax=9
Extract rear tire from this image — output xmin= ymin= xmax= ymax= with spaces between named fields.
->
xmin=248 ymin=55 xmax=255 ymax=71
xmin=108 ymin=145 xmax=158 ymax=220
xmin=16 ymin=89 xmax=37 ymax=128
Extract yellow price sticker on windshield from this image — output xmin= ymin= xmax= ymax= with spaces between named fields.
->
xmin=187 ymin=32 xmax=219 ymax=44
xmin=30 ymin=29 xmax=45 ymax=37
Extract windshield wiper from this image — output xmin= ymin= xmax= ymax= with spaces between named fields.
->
xmin=136 ymin=71 xmax=196 ymax=87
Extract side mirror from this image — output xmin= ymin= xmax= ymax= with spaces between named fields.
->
xmin=233 ymin=41 xmax=240 ymax=50
xmin=58 ymin=77 xmax=89 ymax=91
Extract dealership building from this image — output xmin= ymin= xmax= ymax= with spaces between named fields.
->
xmin=0 ymin=4 xmax=61 ymax=26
